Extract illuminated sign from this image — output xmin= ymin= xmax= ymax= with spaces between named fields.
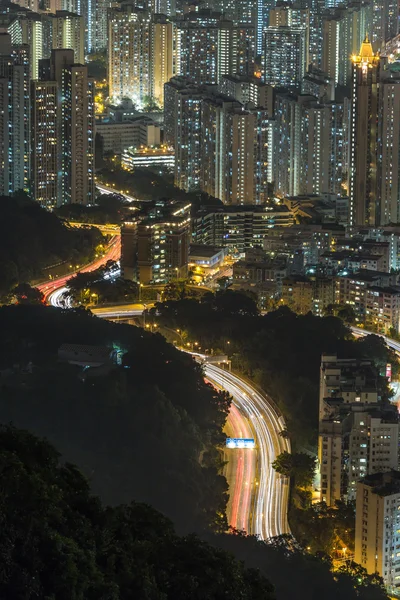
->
xmin=226 ymin=438 xmax=255 ymax=449
xmin=386 ymin=363 xmax=392 ymax=382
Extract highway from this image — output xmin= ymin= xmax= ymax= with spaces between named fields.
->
xmin=41 ymin=244 xmax=291 ymax=539
xmin=204 ymin=364 xmax=291 ymax=539
xmin=351 ymin=325 xmax=400 ymax=354
xmin=96 ymin=182 xmax=140 ymax=203
xmin=39 ymin=234 xmax=121 ymax=304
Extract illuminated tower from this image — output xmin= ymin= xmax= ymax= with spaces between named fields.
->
xmin=349 ymin=35 xmax=380 ymax=226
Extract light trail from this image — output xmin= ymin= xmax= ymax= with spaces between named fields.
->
xmin=224 ymin=402 xmax=256 ymax=532
xmin=204 ymin=364 xmax=291 ymax=540
xmin=351 ymin=326 xmax=400 ymax=354
xmin=96 ymin=183 xmax=140 ymax=203
xmin=42 ymin=279 xmax=291 ymax=539
xmin=40 ymin=235 xmax=121 ymax=305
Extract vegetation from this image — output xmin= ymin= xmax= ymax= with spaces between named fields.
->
xmin=142 ymin=94 xmax=162 ymax=112
xmin=0 ymin=424 xmax=274 ymax=599
xmin=291 ymin=500 xmax=355 ymax=555
xmin=204 ymin=530 xmax=388 ymax=600
xmin=8 ymin=282 xmax=44 ymax=305
xmin=0 ymin=304 xmax=231 ymax=534
xmin=272 ymin=451 xmax=316 ymax=488
xmin=0 ymin=304 xmax=390 ymax=600
xmin=152 ymin=295 xmax=396 ymax=449
xmin=67 ymin=262 xmax=138 ymax=305
xmin=97 ymin=166 xmax=223 ymax=207
xmin=0 ymin=193 xmax=105 ymax=297
xmin=56 ymin=194 xmax=130 ymax=224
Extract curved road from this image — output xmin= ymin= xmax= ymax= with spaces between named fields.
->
xmin=204 ymin=364 xmax=291 ymax=539
xmin=351 ymin=326 xmax=400 ymax=353
xmin=40 ymin=235 xmax=121 ymax=305
xmin=41 ymin=245 xmax=291 ymax=539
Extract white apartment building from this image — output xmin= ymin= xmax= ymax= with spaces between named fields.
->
xmin=355 ymin=472 xmax=400 ymax=594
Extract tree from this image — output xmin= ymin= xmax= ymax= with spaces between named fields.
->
xmin=213 ymin=290 xmax=259 ymax=316
xmin=0 ymin=424 xmax=276 ymax=600
xmin=216 ymin=276 xmax=231 ymax=290
xmin=12 ymin=282 xmax=44 ymax=305
xmin=272 ymin=451 xmax=316 ymax=488
xmin=0 ymin=194 xmax=104 ymax=295
xmin=142 ymin=95 xmax=162 ymax=112
xmin=337 ymin=305 xmax=356 ymax=324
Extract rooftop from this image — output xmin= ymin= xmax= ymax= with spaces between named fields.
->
xmin=361 ymin=471 xmax=400 ymax=496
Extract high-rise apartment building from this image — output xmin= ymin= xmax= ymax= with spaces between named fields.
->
xmin=219 ymin=74 xmax=272 ymax=112
xmin=269 ymin=4 xmax=310 ymax=52
xmin=201 ymin=96 xmax=274 ymax=204
xmin=31 ymin=49 xmax=94 ymax=207
xmin=175 ymin=10 xmax=255 ymax=85
xmin=318 ymin=354 xmax=399 ymax=506
xmin=149 ymin=14 xmax=174 ymax=108
xmin=322 ymin=3 xmax=373 ymax=86
xmin=262 ymin=26 xmax=307 ymax=89
xmin=121 ymin=200 xmax=191 ymax=284
xmin=219 ymin=0 xmax=274 ymax=55
xmin=371 ymin=0 xmax=398 ymax=49
xmin=165 ymin=77 xmax=274 ymax=202
xmin=8 ymin=9 xmax=85 ymax=77
xmin=108 ymin=2 xmax=151 ymax=107
xmin=274 ymin=91 xmax=349 ymax=198
xmin=164 ymin=77 xmax=203 ymax=191
xmin=355 ymin=472 xmax=400 ymax=594
xmin=51 ymin=11 xmax=84 ymax=64
xmin=8 ymin=12 xmax=53 ymax=79
xmin=377 ymin=65 xmax=400 ymax=225
xmin=349 ymin=36 xmax=380 ymax=226
xmin=31 ymin=80 xmax=58 ymax=207
xmin=0 ymin=33 xmax=30 ymax=196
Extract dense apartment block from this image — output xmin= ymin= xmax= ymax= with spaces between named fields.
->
xmin=262 ymin=26 xmax=307 ymax=90
xmin=322 ymin=3 xmax=372 ymax=86
xmin=31 ymin=49 xmax=95 ymax=207
xmin=8 ymin=9 xmax=84 ymax=78
xmin=108 ymin=2 xmax=151 ymax=107
xmin=0 ymin=33 xmax=30 ymax=196
xmin=355 ymin=472 xmax=400 ymax=594
xmin=164 ymin=77 xmax=274 ymax=203
xmin=318 ymin=354 xmax=399 ymax=507
xmin=175 ymin=10 xmax=255 ymax=85
xmin=274 ymin=91 xmax=349 ymax=199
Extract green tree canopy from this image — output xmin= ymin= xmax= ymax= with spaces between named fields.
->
xmin=0 ymin=424 xmax=275 ymax=600
xmin=272 ymin=451 xmax=316 ymax=488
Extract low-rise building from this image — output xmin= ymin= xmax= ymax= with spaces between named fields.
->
xmin=96 ymin=118 xmax=161 ymax=154
xmin=233 ymin=254 xmax=287 ymax=294
xmin=192 ymin=204 xmax=295 ymax=254
xmin=189 ymin=245 xmax=227 ymax=271
xmin=122 ymin=145 xmax=174 ymax=170
xmin=281 ymin=276 xmax=313 ymax=314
